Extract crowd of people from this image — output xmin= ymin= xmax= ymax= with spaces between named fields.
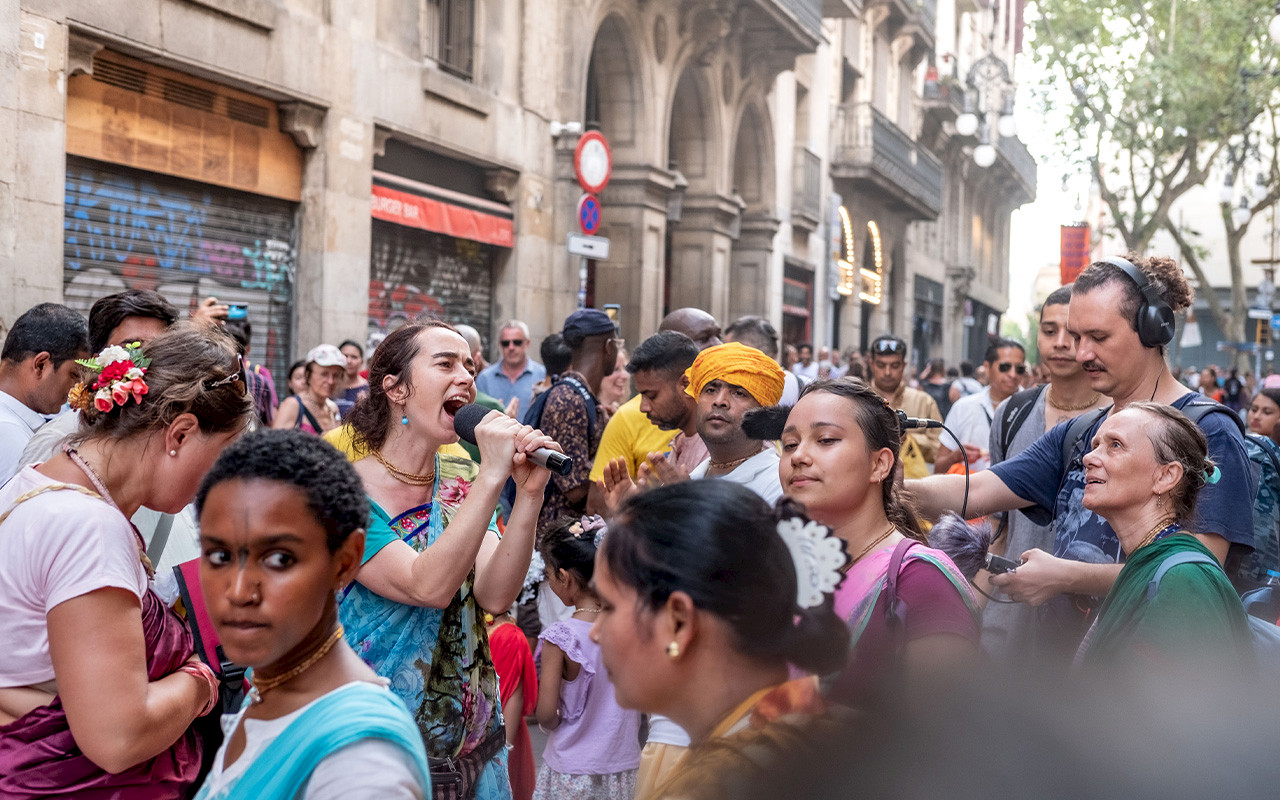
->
xmin=1 ymin=251 xmax=1279 ymax=799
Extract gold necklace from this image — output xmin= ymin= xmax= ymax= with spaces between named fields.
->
xmin=573 ymin=606 xmax=603 ymax=615
xmin=250 ymin=625 xmax=345 ymax=703
xmin=844 ymin=523 xmax=897 ymax=570
xmin=373 ymin=450 xmax=436 ymax=486
xmin=1132 ymin=516 xmax=1177 ymax=552
xmin=708 ymin=445 xmax=764 ymax=471
xmin=1047 ymin=387 xmax=1102 ymax=411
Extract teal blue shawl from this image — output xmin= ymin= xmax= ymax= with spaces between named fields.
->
xmin=195 ymin=682 xmax=429 ymax=799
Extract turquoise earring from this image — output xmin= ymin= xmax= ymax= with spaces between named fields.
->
xmin=401 ymin=414 xmax=409 ymax=426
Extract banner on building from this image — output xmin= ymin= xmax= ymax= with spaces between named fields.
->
xmin=1060 ymin=224 xmax=1091 ymax=285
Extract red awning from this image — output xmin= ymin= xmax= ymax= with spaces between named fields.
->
xmin=370 ymin=180 xmax=513 ymax=248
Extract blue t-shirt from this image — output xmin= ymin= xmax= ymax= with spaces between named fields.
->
xmin=990 ymin=393 xmax=1256 ymax=567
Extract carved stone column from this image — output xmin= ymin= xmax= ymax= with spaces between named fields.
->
xmin=729 ymin=213 xmax=781 ymax=323
xmin=668 ymin=192 xmax=741 ymax=323
xmin=596 ymin=164 xmax=675 ymax=346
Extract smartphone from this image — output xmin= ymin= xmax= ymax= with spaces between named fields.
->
xmin=603 ymin=303 xmax=621 ymax=334
xmin=985 ymin=553 xmax=1021 ymax=575
xmin=227 ymin=303 xmax=248 ymax=321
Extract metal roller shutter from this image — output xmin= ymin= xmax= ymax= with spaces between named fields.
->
xmin=63 ymin=156 xmax=296 ymax=376
xmin=368 ymin=219 xmax=494 ymax=346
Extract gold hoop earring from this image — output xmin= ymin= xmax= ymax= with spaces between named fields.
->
xmin=666 ymin=641 xmax=680 ymax=659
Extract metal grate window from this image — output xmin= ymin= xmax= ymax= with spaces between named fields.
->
xmin=226 ymin=97 xmax=270 ymax=128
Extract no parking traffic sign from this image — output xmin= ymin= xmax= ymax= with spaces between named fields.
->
xmin=577 ymin=193 xmax=601 ymax=235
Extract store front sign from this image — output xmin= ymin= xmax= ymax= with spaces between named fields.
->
xmin=371 ymin=183 xmax=513 ymax=248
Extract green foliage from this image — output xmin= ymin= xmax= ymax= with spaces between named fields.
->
xmin=1033 ymin=0 xmax=1280 ymax=250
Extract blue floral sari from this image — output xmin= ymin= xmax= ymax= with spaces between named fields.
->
xmin=341 ymin=453 xmax=510 ymax=800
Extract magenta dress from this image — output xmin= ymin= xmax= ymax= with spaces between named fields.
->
xmin=0 ymin=589 xmax=204 ymax=798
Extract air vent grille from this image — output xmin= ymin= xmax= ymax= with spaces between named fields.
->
xmin=90 ymin=54 xmax=272 ymax=129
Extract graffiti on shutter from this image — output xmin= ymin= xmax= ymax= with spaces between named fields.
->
xmin=63 ymin=156 xmax=296 ymax=376
xmin=368 ymin=219 xmax=494 ymax=347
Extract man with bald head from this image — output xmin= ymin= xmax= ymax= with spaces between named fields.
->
xmin=586 ymin=307 xmax=721 ymax=513
xmin=659 ymin=307 xmax=722 ymax=350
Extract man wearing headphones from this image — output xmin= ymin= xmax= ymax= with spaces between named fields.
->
xmin=908 ymin=255 xmax=1256 ymax=657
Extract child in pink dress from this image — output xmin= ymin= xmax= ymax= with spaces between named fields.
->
xmin=532 ymin=516 xmax=640 ymax=800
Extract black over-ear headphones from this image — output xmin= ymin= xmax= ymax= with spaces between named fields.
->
xmin=1104 ymin=256 xmax=1175 ymax=348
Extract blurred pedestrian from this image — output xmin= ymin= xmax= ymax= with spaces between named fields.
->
xmin=592 ymin=482 xmax=851 ymax=799
xmin=272 ymin=345 xmax=344 ymax=434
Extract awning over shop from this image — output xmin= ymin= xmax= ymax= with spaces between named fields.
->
xmin=370 ymin=171 xmax=514 ymax=248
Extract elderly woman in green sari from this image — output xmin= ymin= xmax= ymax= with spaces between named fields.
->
xmin=1075 ymin=402 xmax=1253 ymax=670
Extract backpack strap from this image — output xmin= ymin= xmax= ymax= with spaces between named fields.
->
xmin=293 ymin=395 xmax=323 ymax=432
xmin=0 ymin=483 xmax=104 ymax=526
xmin=1179 ymin=398 xmax=1246 ymax=437
xmin=883 ymin=538 xmax=917 ymax=630
xmin=998 ymin=385 xmax=1046 ymax=459
xmin=1060 ymin=406 xmax=1111 ymax=478
xmin=557 ymin=374 xmax=599 ymax=439
xmin=1147 ymin=551 xmax=1218 ymax=601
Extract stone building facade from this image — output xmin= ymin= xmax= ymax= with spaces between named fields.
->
xmin=1 ymin=0 xmax=1031 ymax=371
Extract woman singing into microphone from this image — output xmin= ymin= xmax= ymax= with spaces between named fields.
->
xmin=338 ymin=321 xmax=557 ymax=800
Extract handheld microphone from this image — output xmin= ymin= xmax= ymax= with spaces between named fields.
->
xmin=896 ymin=409 xmax=943 ymax=429
xmin=452 ymin=403 xmax=573 ymax=476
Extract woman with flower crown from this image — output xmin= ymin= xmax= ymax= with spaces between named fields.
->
xmin=777 ymin=379 xmax=981 ymax=705
xmin=0 ymin=323 xmax=252 ymax=798
xmin=590 ymin=480 xmax=852 ymax=800
xmin=338 ymin=321 xmax=556 ymax=800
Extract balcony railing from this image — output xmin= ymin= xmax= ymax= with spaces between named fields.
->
xmin=997 ymin=134 xmax=1038 ymax=204
xmin=792 ymin=146 xmax=823 ymax=225
xmin=832 ymin=102 xmax=943 ymax=219
xmin=772 ymin=0 xmax=823 ymax=38
xmin=919 ymin=0 xmax=937 ymax=36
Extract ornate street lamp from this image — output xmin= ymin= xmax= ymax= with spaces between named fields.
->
xmin=954 ymin=52 xmax=1017 ymax=169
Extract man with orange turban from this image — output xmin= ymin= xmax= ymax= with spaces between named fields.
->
xmin=682 ymin=341 xmax=786 ymax=503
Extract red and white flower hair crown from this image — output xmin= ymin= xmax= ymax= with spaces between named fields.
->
xmin=69 ymin=342 xmax=151 ymax=415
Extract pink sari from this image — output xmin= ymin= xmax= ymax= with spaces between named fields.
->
xmin=825 ymin=539 xmax=980 ymax=704
xmin=833 ymin=538 xmax=978 ymax=639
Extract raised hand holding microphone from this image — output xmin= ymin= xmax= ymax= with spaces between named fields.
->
xmin=453 ymin=403 xmax=568 ymax=492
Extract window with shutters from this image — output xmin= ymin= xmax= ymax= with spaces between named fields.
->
xmin=423 ymin=0 xmax=475 ymax=80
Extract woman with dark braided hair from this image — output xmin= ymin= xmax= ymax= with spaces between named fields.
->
xmin=778 ymin=379 xmax=980 ymax=704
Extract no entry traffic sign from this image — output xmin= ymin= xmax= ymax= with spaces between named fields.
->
xmin=574 ymin=131 xmax=612 ymax=194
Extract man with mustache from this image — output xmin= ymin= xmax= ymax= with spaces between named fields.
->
xmin=909 ymin=255 xmax=1256 ymax=657
xmin=684 ymin=342 xmax=786 ymax=504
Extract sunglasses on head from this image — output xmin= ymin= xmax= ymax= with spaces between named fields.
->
xmin=500 ymin=339 xmax=525 ymax=347
xmin=872 ymin=339 xmax=905 ymax=355
xmin=997 ymin=362 xmax=1027 ymax=375
xmin=205 ymin=357 xmax=246 ymax=394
